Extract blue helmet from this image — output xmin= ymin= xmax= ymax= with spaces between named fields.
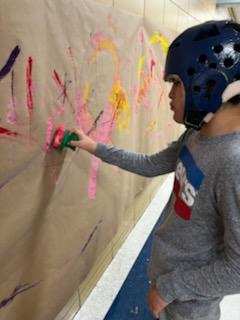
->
xmin=164 ymin=20 xmax=240 ymax=129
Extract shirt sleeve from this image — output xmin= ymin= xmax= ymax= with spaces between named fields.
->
xmin=155 ymin=159 xmax=240 ymax=303
xmin=93 ymin=130 xmax=190 ymax=177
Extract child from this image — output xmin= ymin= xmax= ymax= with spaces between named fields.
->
xmin=70 ymin=20 xmax=240 ymax=319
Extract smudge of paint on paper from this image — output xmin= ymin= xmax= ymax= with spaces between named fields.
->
xmin=0 ymin=46 xmax=21 ymax=81
xmin=109 ymin=81 xmax=131 ymax=131
xmin=150 ymin=33 xmax=169 ymax=54
xmin=0 ymin=281 xmax=40 ymax=309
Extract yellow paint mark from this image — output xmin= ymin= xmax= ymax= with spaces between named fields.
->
xmin=83 ymin=83 xmax=91 ymax=103
xmin=150 ymin=33 xmax=169 ymax=54
xmin=145 ymin=120 xmax=157 ymax=134
xmin=137 ymin=74 xmax=152 ymax=105
xmin=109 ymin=81 xmax=131 ymax=131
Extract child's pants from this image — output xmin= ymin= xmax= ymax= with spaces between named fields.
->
xmin=158 ymin=305 xmax=221 ymax=320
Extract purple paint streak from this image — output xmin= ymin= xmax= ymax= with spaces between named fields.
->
xmin=0 ymin=46 xmax=20 ymax=81
xmin=80 ymin=220 xmax=103 ymax=254
xmin=0 ymin=281 xmax=40 ymax=309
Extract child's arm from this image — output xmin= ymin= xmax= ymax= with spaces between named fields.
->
xmin=70 ymin=128 xmax=190 ymax=177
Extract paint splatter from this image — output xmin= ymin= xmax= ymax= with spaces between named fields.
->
xmin=0 ymin=46 xmax=21 ymax=81
xmin=0 ymin=281 xmax=40 ymax=309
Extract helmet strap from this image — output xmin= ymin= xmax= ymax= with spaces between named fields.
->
xmin=202 ymin=112 xmax=214 ymax=124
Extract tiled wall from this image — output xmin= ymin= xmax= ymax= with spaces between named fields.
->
xmin=55 ymin=1 xmax=230 ymax=319
xmin=97 ymin=0 xmax=229 ymax=32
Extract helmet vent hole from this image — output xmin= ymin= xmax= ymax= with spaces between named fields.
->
xmin=193 ymin=85 xmax=201 ymax=92
xmin=224 ymin=57 xmax=234 ymax=68
xmin=206 ymin=79 xmax=216 ymax=89
xmin=209 ymin=62 xmax=217 ymax=69
xmin=234 ymin=43 xmax=240 ymax=52
xmin=187 ymin=67 xmax=195 ymax=76
xmin=198 ymin=54 xmax=208 ymax=64
xmin=234 ymin=73 xmax=240 ymax=80
xmin=213 ymin=44 xmax=223 ymax=53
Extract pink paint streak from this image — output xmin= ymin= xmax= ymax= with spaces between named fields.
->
xmin=139 ymin=28 xmax=144 ymax=44
xmin=88 ymin=104 xmax=115 ymax=199
xmin=44 ymin=118 xmax=54 ymax=152
xmin=6 ymin=97 xmax=17 ymax=125
xmin=75 ymin=90 xmax=93 ymax=134
xmin=90 ymin=31 xmax=105 ymax=49
xmin=53 ymin=70 xmax=70 ymax=106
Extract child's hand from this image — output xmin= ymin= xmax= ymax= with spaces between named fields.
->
xmin=69 ymin=127 xmax=97 ymax=154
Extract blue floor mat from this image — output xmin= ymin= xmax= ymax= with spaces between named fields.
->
xmin=104 ymin=232 xmax=155 ymax=320
xmin=104 ymin=211 xmax=168 ymax=320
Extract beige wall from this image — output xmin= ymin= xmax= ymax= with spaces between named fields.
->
xmin=55 ymin=1 xmax=230 ymax=319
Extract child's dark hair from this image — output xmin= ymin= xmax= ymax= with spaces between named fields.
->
xmin=228 ymin=95 xmax=240 ymax=105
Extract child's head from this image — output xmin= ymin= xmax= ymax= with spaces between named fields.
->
xmin=165 ymin=20 xmax=240 ymax=129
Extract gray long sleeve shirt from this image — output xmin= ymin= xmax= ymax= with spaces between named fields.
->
xmin=93 ymin=129 xmax=240 ymax=319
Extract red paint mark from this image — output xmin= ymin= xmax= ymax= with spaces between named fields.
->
xmin=68 ymin=47 xmax=78 ymax=83
xmin=52 ymin=124 xmax=65 ymax=149
xmin=26 ymin=57 xmax=34 ymax=118
xmin=150 ymin=59 xmax=156 ymax=77
xmin=53 ymin=70 xmax=67 ymax=97
xmin=0 ymin=126 xmax=18 ymax=137
xmin=139 ymin=28 xmax=144 ymax=44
